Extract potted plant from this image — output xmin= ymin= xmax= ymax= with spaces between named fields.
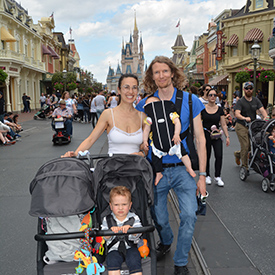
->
xmin=67 ymin=82 xmax=77 ymax=91
xmin=53 ymin=82 xmax=64 ymax=91
xmin=0 ymin=69 xmax=8 ymax=84
xmin=259 ymin=70 xmax=275 ymax=82
xmin=235 ymin=71 xmax=250 ymax=84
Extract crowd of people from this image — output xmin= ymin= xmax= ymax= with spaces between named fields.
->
xmin=0 ymin=111 xmax=22 ymax=146
xmin=1 ymin=56 xmax=275 ymax=275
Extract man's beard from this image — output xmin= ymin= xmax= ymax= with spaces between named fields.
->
xmin=245 ymin=91 xmax=253 ymax=98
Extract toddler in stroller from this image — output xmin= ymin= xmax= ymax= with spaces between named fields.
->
xmin=240 ymin=119 xmax=275 ymax=192
xmin=29 ymin=154 xmax=156 ymax=275
xmin=101 ymin=186 xmax=142 ymax=275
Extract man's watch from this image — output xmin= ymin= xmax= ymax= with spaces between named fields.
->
xmin=199 ymin=172 xmax=207 ymax=177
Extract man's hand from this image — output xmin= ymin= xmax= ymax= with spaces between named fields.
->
xmin=197 ymin=176 xmax=206 ymax=197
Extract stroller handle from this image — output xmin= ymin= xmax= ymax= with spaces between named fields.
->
xmin=35 ymin=225 xmax=155 ymax=242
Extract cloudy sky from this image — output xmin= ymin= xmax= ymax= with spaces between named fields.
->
xmin=20 ymin=0 xmax=246 ymax=83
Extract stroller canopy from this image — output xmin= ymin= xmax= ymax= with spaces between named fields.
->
xmin=29 ymin=158 xmax=95 ymax=217
xmin=93 ymin=154 xmax=154 ymax=206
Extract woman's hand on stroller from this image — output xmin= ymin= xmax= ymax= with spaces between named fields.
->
xmin=61 ymin=151 xmax=76 ymax=158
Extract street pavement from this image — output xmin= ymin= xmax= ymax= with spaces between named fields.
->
xmin=0 ymin=112 xmax=275 ymax=275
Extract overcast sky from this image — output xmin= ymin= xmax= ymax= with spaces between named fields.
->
xmin=19 ymin=0 xmax=246 ymax=84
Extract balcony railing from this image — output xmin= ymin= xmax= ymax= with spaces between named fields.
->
xmin=0 ymin=49 xmax=45 ymax=71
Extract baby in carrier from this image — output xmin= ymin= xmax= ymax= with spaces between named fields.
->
xmin=143 ymin=96 xmax=196 ymax=186
xmin=101 ymin=186 xmax=142 ymax=275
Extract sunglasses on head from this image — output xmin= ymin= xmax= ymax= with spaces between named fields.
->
xmin=244 ymin=87 xmax=253 ymax=90
xmin=205 ymin=88 xmax=210 ymax=92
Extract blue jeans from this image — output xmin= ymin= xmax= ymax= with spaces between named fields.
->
xmin=106 ymin=247 xmax=142 ymax=273
xmin=96 ymin=109 xmax=104 ymax=119
xmin=151 ymin=165 xmax=197 ymax=266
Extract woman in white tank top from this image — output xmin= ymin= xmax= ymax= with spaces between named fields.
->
xmin=62 ymin=74 xmax=147 ymax=158
xmin=107 ymin=92 xmax=119 ymax=109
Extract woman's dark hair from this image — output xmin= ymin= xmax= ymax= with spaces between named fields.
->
xmin=200 ymin=84 xmax=211 ymax=96
xmin=190 ymin=86 xmax=198 ymax=95
xmin=118 ymin=73 xmax=139 ymax=89
xmin=111 ymin=92 xmax=116 ymax=96
xmin=206 ymin=88 xmax=216 ymax=97
xmin=13 ymin=114 xmax=19 ymax=123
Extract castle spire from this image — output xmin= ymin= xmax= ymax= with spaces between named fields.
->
xmin=134 ymin=10 xmax=138 ymax=31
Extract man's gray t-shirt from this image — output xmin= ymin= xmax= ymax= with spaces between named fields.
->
xmin=235 ymin=96 xmax=263 ymax=126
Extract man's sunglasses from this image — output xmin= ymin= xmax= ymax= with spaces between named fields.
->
xmin=244 ymin=87 xmax=253 ymax=90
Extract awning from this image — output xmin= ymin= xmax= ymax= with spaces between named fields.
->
xmin=243 ymin=28 xmax=263 ymax=42
xmin=47 ymin=46 xmax=60 ymax=59
xmin=208 ymin=74 xmax=228 ymax=86
xmin=42 ymin=45 xmax=51 ymax=55
xmin=226 ymin=34 xmax=238 ymax=47
xmin=1 ymin=27 xmax=16 ymax=42
xmin=186 ymin=62 xmax=196 ymax=69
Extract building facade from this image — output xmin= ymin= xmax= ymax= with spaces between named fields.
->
xmin=0 ymin=0 xmax=45 ymax=112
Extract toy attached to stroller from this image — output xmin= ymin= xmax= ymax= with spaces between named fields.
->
xmin=29 ymin=154 xmax=156 ymax=275
xmin=239 ymin=119 xmax=275 ymax=192
xmin=34 ymin=104 xmax=52 ymax=120
xmin=52 ymin=116 xmax=71 ymax=145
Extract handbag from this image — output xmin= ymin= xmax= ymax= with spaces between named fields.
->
xmin=176 ymin=91 xmax=199 ymax=171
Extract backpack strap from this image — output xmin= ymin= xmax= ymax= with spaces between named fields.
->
xmin=175 ymin=90 xmax=193 ymax=140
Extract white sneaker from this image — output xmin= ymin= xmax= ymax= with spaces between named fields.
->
xmin=206 ymin=176 xmax=212 ymax=185
xmin=215 ymin=177 xmax=224 ymax=187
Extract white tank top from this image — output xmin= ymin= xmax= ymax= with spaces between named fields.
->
xmin=108 ymin=109 xmax=143 ymax=154
xmin=109 ymin=97 xmax=118 ymax=108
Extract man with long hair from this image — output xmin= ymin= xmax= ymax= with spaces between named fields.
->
xmin=136 ymin=56 xmax=206 ymax=275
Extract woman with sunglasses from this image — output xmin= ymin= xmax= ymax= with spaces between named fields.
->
xmin=62 ymin=74 xmax=147 ymax=158
xmin=201 ymin=88 xmax=230 ymax=186
xmin=199 ymin=84 xmax=219 ymax=106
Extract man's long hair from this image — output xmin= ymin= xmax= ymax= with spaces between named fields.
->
xmin=142 ymin=56 xmax=186 ymax=94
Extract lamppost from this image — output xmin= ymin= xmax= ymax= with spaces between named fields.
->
xmin=251 ymin=40 xmax=261 ymax=97
xmin=62 ymin=68 xmax=67 ymax=92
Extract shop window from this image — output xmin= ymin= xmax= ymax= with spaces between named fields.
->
xmin=1 ymin=40 xmax=4 ymax=50
xmin=232 ymin=47 xmax=238 ymax=56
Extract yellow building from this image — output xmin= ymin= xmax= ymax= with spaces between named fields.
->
xmin=222 ymin=0 xmax=275 ymax=106
xmin=0 ymin=0 xmax=45 ymax=112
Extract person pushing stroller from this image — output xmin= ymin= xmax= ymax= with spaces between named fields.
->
xmin=101 ymin=186 xmax=143 ymax=275
xmin=143 ymin=96 xmax=196 ymax=186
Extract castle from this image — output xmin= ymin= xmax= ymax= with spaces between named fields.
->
xmin=106 ymin=15 xmax=145 ymax=91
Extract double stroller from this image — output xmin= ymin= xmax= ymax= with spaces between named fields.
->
xmin=29 ymin=154 xmax=156 ymax=275
xmin=34 ymin=104 xmax=52 ymax=120
xmin=239 ymin=119 xmax=275 ymax=192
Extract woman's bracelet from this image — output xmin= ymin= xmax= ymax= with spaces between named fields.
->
xmin=139 ymin=150 xmax=146 ymax=157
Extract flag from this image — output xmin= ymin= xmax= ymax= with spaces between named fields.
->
xmin=69 ymin=27 xmax=72 ymax=35
xmin=49 ymin=12 xmax=54 ymax=18
xmin=176 ymin=19 xmax=180 ymax=28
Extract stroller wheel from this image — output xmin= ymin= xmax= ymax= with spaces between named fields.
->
xmin=240 ymin=167 xmax=248 ymax=181
xmin=270 ymin=182 xmax=275 ymax=192
xmin=261 ymin=178 xmax=270 ymax=192
xmin=33 ymin=115 xmax=37 ymax=120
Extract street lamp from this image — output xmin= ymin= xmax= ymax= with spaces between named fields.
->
xmin=251 ymin=40 xmax=261 ymax=96
xmin=62 ymin=68 xmax=67 ymax=92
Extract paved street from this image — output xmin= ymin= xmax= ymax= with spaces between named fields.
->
xmin=0 ymin=114 xmax=275 ymax=275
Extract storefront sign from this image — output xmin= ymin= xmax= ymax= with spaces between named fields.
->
xmin=216 ymin=30 xmax=223 ymax=61
xmin=9 ymin=67 xmax=18 ymax=72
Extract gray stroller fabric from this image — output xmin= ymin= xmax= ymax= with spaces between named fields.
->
xmin=93 ymin=154 xmax=154 ymax=205
xmin=29 ymin=158 xmax=95 ymax=217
